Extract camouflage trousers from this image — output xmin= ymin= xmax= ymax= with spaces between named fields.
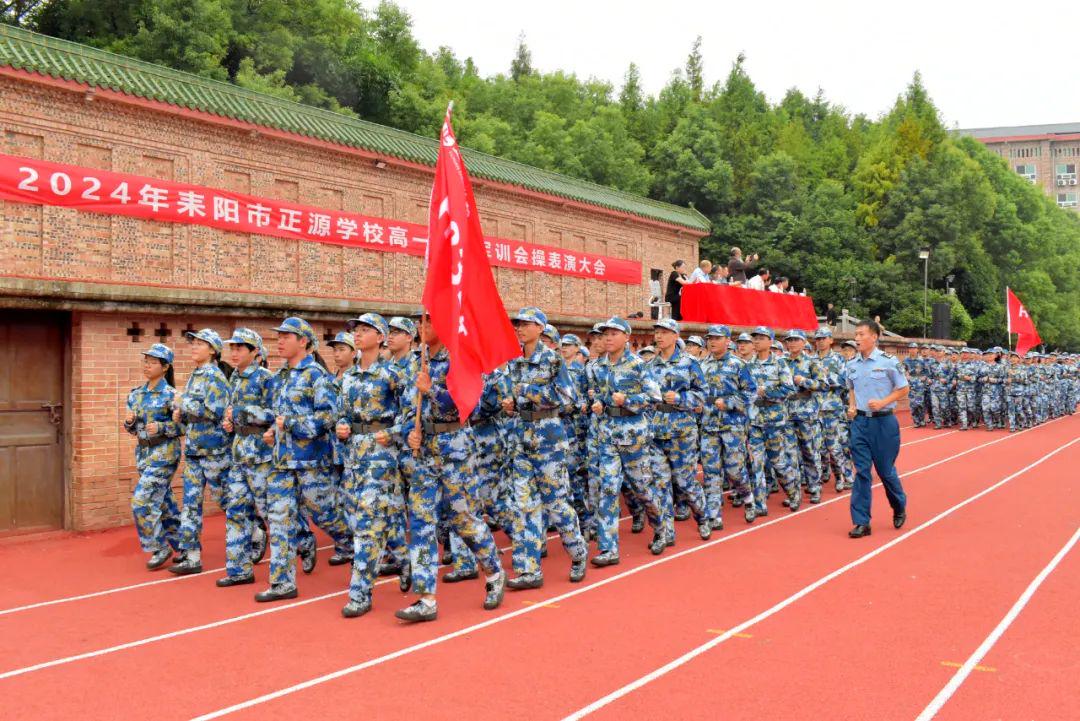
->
xmin=408 ymin=429 xmax=502 ymax=597
xmin=700 ymin=425 xmax=750 ymax=523
xmin=748 ymin=423 xmax=799 ymax=512
xmin=957 ymin=386 xmax=979 ymax=429
xmin=508 ymin=420 xmax=586 ymax=577
xmin=1007 ymin=395 xmax=1027 ymax=431
xmin=930 ymin=391 xmax=951 ymax=428
xmin=222 ymin=460 xmax=271 ymax=578
xmin=267 ymin=467 xmax=350 ymax=590
xmin=652 ymin=424 xmax=707 ymax=527
xmin=909 ymin=385 xmax=928 ymax=427
xmin=450 ymin=421 xmax=511 ymax=575
xmin=789 ymin=415 xmax=823 ymax=493
xmin=981 ymin=390 xmax=1004 ymax=430
xmin=178 ymin=453 xmax=230 ymax=555
xmin=819 ymin=412 xmax=854 ymax=489
xmin=131 ymin=464 xmax=181 ymax=554
xmin=378 ymin=453 xmax=410 ymax=570
xmin=597 ymin=434 xmax=666 ymax=554
xmin=342 ymin=462 xmax=400 ymax=603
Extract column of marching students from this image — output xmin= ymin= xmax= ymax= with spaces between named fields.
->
xmin=123 ymin=309 xmax=1079 ymax=622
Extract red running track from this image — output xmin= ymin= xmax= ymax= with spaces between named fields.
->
xmin=0 ymin=416 xmax=1075 ymax=720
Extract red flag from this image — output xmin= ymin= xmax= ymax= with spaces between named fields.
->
xmin=1006 ymin=287 xmax=1042 ymax=357
xmin=422 ymin=104 xmax=520 ymax=419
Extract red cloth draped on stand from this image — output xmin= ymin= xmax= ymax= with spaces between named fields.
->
xmin=679 ymin=284 xmax=819 ymax=330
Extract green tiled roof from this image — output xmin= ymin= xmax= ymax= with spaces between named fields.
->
xmin=0 ymin=26 xmax=709 ymax=232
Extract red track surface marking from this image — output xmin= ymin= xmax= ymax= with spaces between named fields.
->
xmin=172 ymin=423 xmax=1078 ymax=720
xmin=561 ymin=431 xmax=1080 ymax=720
xmin=919 ymin=527 xmax=1080 ymax=720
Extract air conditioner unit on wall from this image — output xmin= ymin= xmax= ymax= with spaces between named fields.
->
xmin=1071 ymin=179 xmax=1078 ymax=185
xmin=1058 ymin=179 xmax=1068 ymax=185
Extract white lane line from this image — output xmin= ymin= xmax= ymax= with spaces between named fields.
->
xmin=0 ymin=426 xmax=961 ymax=617
xmin=183 ymin=423 xmax=1063 ymax=721
xmin=0 ymin=521 xmax=624 ymax=681
xmin=0 ymin=543 xmax=340 ymax=618
xmin=902 ymin=430 xmax=958 ymax=447
xmin=559 ymin=436 xmax=1080 ymax=721
xmin=915 ymin=525 xmax=1080 ymax=721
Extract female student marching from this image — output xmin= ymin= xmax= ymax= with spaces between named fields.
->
xmin=169 ymin=329 xmax=232 ymax=575
xmin=124 ymin=343 xmax=183 ymax=570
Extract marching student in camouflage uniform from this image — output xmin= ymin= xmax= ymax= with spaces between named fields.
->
xmin=746 ymin=327 xmax=802 ymax=516
xmin=978 ymin=348 xmax=1006 ymax=430
xmin=255 ymin=317 xmax=351 ymax=602
xmin=815 ymin=329 xmax=855 ymax=492
xmin=928 ymin=346 xmax=953 ymax=429
xmin=396 ymin=313 xmax=506 ymax=623
xmin=590 ymin=317 xmax=668 ymax=566
xmin=170 ymin=329 xmax=231 ymax=575
xmin=685 ymin=335 xmax=706 ymax=361
xmin=560 ymin=333 xmax=593 ymax=539
xmin=783 ymin=330 xmax=827 ymax=504
xmin=216 ymin=329 xmax=276 ymax=587
xmin=334 ymin=313 xmax=407 ymax=617
xmin=503 ymin=307 xmax=587 ymax=589
xmin=955 ymin=348 xmax=982 ymax=430
xmin=1005 ymin=352 xmax=1027 ymax=432
xmin=699 ymin=325 xmax=757 ymax=526
xmin=324 ymin=331 xmax=358 ymax=567
xmin=124 ymin=343 xmax=182 ymax=571
xmin=903 ymin=343 xmax=928 ymax=428
xmin=649 ymin=318 xmax=710 ymax=541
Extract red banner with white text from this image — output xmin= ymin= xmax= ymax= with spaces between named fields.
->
xmin=680 ymin=283 xmax=819 ymax=330
xmin=0 ymin=153 xmax=641 ymax=285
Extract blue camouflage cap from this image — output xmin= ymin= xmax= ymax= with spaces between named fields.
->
xmin=589 ymin=322 xmax=604 ymax=335
xmin=771 ymin=340 xmax=783 ymax=350
xmin=784 ymin=329 xmax=807 ymax=341
xmin=735 ymin=332 xmax=754 ymax=343
xmin=843 ymin=339 xmax=858 ymax=349
xmin=908 ymin=342 xmax=918 ymax=348
xmin=750 ymin=325 xmax=775 ymax=340
xmin=185 ymin=328 xmax=223 ymax=354
xmin=653 ymin=318 xmax=680 ymax=334
xmin=815 ymin=328 xmax=834 ymax=339
xmin=388 ymin=316 xmax=417 ymax=338
xmin=226 ymin=328 xmax=263 ymax=350
xmin=513 ymin=306 xmax=548 ymax=326
xmin=561 ymin=333 xmax=582 ymax=346
xmin=346 ymin=312 xmax=389 ymax=337
xmin=542 ymin=324 xmax=560 ymax=343
xmin=706 ymin=325 xmax=731 ymax=338
xmin=598 ymin=316 xmax=631 ymax=334
xmin=676 ymin=337 xmax=686 ymax=349
xmin=639 ymin=345 xmax=656 ymax=355
xmin=579 ymin=346 xmax=590 ymax=358
xmin=142 ymin=343 xmax=174 ymax=365
xmin=687 ymin=335 xmax=705 ymax=348
xmin=327 ymin=331 xmax=356 ymax=349
xmin=275 ymin=316 xmax=318 ymax=349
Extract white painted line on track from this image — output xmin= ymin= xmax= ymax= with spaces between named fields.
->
xmin=902 ymin=430 xmax=958 ymax=447
xmin=915 ymin=525 xmax=1080 ymax=721
xmin=559 ymin=436 xmax=1080 ymax=721
xmin=183 ymin=420 xmax=1067 ymax=720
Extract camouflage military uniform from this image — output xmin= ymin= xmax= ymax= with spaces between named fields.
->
xmin=1006 ymin=358 xmax=1027 ymax=432
xmin=956 ymin=355 xmax=982 ymax=430
xmin=928 ymin=353 xmax=953 ymax=429
xmin=784 ymin=337 xmax=826 ymax=499
xmin=747 ymin=337 xmax=801 ymax=514
xmin=817 ymin=346 xmax=855 ymax=491
xmin=978 ymin=353 xmax=1007 ymax=430
xmin=125 ymin=375 xmax=182 ymax=555
xmin=903 ymin=351 xmax=928 ymax=427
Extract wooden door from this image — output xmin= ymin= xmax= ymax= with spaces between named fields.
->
xmin=0 ymin=312 xmax=66 ymax=533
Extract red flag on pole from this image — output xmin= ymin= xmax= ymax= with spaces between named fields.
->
xmin=1006 ymin=287 xmax=1042 ymax=357
xmin=422 ymin=103 xmax=520 ymax=419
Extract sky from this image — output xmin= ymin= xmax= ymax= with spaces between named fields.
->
xmin=394 ymin=0 xmax=1080 ymax=130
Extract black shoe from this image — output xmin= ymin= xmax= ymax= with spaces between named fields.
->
xmin=216 ymin=573 xmax=255 ymax=588
xmin=377 ymin=561 xmax=402 ymax=577
xmin=756 ymin=506 xmax=769 ymax=518
xmin=507 ymin=573 xmax=544 ymax=591
xmin=172 ymin=551 xmax=187 ymax=564
xmin=483 ymin=572 xmax=506 ymax=610
xmin=399 ymin=561 xmax=412 ymax=592
xmin=569 ymin=557 xmax=587 ymax=583
xmin=255 ymin=585 xmax=298 ymax=602
xmin=591 ymin=551 xmax=620 ymax=567
xmin=711 ymin=518 xmax=725 ymax=532
xmin=674 ymin=508 xmax=691 ymax=521
xmin=893 ymin=511 xmax=907 ymax=529
xmin=848 ymin=524 xmax=872 ymax=538
xmin=698 ymin=522 xmax=712 ymax=541
xmin=147 ymin=548 xmax=173 ymax=571
xmin=441 ymin=549 xmax=453 ymax=565
xmin=649 ymin=533 xmax=666 ymax=555
xmin=168 ymin=558 xmax=202 ymax=575
xmin=342 ymin=598 xmax=372 ymax=618
xmin=540 ymin=543 xmax=548 ymax=559
xmin=252 ymin=517 xmax=268 ymax=565
xmin=396 ymin=600 xmax=437 ymax=622
xmin=731 ymin=497 xmax=743 ymax=508
xmin=809 ymin=489 xmax=821 ymax=504
xmin=299 ymin=543 xmax=317 ymax=574
xmin=442 ymin=568 xmax=479 ymax=583
xmin=327 ymin=551 xmax=353 ymax=567
xmin=744 ymin=505 xmax=756 ymax=524
xmin=631 ymin=515 xmax=645 ymax=534
xmin=787 ymin=487 xmax=802 ymax=513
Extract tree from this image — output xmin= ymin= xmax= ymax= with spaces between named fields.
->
xmin=510 ymin=31 xmax=533 ymax=81
xmin=685 ymin=36 xmax=704 ymax=102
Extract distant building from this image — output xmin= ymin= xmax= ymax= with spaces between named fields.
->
xmin=955 ymin=122 xmax=1080 ymax=211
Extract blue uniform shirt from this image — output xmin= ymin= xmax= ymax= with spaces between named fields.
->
xmin=847 ymin=348 xmax=908 ymax=412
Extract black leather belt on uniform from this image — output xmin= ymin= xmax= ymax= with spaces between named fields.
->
xmin=855 ymin=409 xmax=894 ymax=418
xmin=518 ymin=408 xmax=559 ymax=422
xmin=654 ymin=402 xmax=683 ymax=413
xmin=604 ymin=406 xmax=639 ymax=418
xmin=234 ymin=424 xmax=268 ymax=436
xmin=470 ymin=416 xmax=498 ymax=430
xmin=350 ymin=420 xmax=390 ymax=435
xmin=795 ymin=389 xmax=813 ymax=399
xmin=137 ymin=435 xmax=169 ymax=447
xmin=422 ymin=419 xmax=464 ymax=435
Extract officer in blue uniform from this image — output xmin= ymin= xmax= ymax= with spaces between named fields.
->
xmin=846 ymin=320 xmax=909 ymax=538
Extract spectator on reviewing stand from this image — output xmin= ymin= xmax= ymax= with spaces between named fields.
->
xmin=666 ymin=260 xmax=690 ymax=320
xmin=768 ymin=277 xmax=790 ymax=293
xmin=826 ymin=303 xmax=838 ymax=327
xmin=727 ymin=247 xmax=759 ymax=284
xmin=688 ymin=259 xmax=713 ymax=284
xmin=747 ymin=268 xmax=769 ymax=291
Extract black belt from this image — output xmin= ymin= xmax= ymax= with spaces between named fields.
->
xmin=795 ymin=389 xmax=813 ymax=399
xmin=350 ymin=420 xmax=391 ymax=435
xmin=519 ymin=408 xmax=559 ymax=422
xmin=234 ymin=424 xmax=268 ymax=436
xmin=421 ymin=420 xmax=464 ymax=435
xmin=654 ymin=402 xmax=683 ymax=413
xmin=604 ymin=406 xmax=639 ymax=418
xmin=137 ymin=435 xmax=169 ymax=447
xmin=471 ymin=416 xmax=498 ymax=430
xmin=754 ymin=398 xmax=780 ymax=407
xmin=855 ymin=409 xmax=894 ymax=418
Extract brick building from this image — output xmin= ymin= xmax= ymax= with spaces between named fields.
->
xmin=955 ymin=122 xmax=1080 ymax=211
xmin=0 ymin=26 xmax=707 ymax=535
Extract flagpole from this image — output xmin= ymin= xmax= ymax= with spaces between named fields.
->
xmin=1005 ymin=286 xmax=1012 ymax=353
